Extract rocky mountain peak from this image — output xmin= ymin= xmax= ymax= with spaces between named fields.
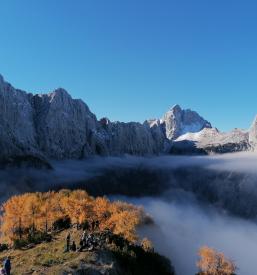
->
xmin=0 ymin=73 xmax=255 ymax=161
xmin=0 ymin=74 xmax=10 ymax=90
xmin=45 ymin=88 xmax=71 ymax=103
xmin=162 ymin=105 xmax=212 ymax=140
xmin=51 ymin=87 xmax=70 ymax=96
xmin=0 ymin=74 xmax=4 ymax=84
xmin=171 ymin=104 xmax=182 ymax=112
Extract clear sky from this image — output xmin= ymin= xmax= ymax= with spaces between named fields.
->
xmin=0 ymin=0 xmax=256 ymax=131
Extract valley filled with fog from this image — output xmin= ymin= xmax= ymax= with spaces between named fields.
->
xmin=1 ymin=152 xmax=257 ymax=274
xmin=124 ymin=196 xmax=257 ymax=275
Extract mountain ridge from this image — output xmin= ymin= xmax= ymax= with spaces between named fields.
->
xmin=0 ymin=74 xmax=256 ymax=163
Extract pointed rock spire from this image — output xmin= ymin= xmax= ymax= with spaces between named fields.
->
xmin=162 ymin=105 xmax=212 ymax=140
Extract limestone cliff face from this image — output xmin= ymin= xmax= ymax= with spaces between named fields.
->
xmin=249 ymin=116 xmax=257 ymax=151
xmin=31 ymin=89 xmax=98 ymax=159
xmin=0 ymin=74 xmax=169 ymax=160
xmin=0 ymin=75 xmax=38 ymax=157
xmin=0 ymin=74 xmax=254 ymax=161
xmin=99 ymin=119 xmax=167 ymax=155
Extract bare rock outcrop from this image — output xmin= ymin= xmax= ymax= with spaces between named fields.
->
xmin=249 ymin=116 xmax=257 ymax=151
xmin=99 ymin=120 xmax=167 ymax=155
xmin=31 ymin=88 xmax=98 ymax=159
xmin=0 ymin=75 xmax=38 ymax=157
xmin=171 ymin=128 xmax=250 ymax=154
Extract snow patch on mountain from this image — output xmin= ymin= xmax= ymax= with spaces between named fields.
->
xmin=161 ymin=104 xmax=212 ymax=140
xmin=172 ymin=128 xmax=250 ymax=154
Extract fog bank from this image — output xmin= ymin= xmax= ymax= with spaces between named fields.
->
xmin=124 ymin=197 xmax=257 ymax=275
xmin=1 ymin=152 xmax=257 ymax=274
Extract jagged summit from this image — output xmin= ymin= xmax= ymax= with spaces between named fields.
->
xmin=0 ymin=74 xmax=4 ymax=83
xmin=50 ymin=87 xmax=70 ymax=96
xmin=0 ymin=74 xmax=12 ymax=90
xmin=0 ymin=73 xmax=255 ymax=162
xmin=161 ymin=104 xmax=212 ymax=140
xmin=47 ymin=88 xmax=74 ymax=104
xmin=169 ymin=104 xmax=182 ymax=111
xmin=36 ymin=87 xmax=70 ymax=98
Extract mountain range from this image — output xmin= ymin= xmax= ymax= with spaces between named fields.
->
xmin=0 ymin=74 xmax=256 ymax=166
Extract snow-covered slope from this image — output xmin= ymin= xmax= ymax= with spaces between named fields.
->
xmin=171 ymin=128 xmax=250 ymax=154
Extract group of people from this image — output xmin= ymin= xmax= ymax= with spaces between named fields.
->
xmin=65 ymin=227 xmax=115 ymax=253
xmin=65 ymin=231 xmax=101 ymax=253
xmin=65 ymin=220 xmax=103 ymax=253
xmin=78 ymin=231 xmax=100 ymax=251
xmin=0 ymin=257 xmax=11 ymax=275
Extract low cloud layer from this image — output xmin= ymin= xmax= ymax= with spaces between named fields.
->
xmin=1 ymin=152 xmax=257 ymax=274
xmin=125 ymin=196 xmax=257 ymax=275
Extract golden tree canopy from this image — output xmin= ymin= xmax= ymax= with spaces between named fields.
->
xmin=0 ymin=190 xmax=146 ymax=244
xmin=197 ymin=246 xmax=237 ymax=275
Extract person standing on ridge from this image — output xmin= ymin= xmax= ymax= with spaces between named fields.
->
xmin=66 ymin=233 xmax=71 ymax=252
xmin=3 ymin=256 xmax=11 ymax=275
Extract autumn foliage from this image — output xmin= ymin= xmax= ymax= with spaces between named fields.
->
xmin=0 ymin=190 xmax=145 ymax=244
xmin=141 ymin=238 xmax=154 ymax=252
xmin=197 ymin=246 xmax=237 ymax=275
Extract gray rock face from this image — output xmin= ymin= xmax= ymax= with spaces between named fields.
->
xmin=31 ymin=89 xmax=98 ymax=159
xmin=145 ymin=119 xmax=169 ymax=152
xmin=171 ymin=128 xmax=250 ymax=155
xmin=99 ymin=120 xmax=166 ymax=155
xmin=0 ymin=75 xmax=170 ymax=160
xmin=161 ymin=104 xmax=212 ymax=140
xmin=249 ymin=116 xmax=257 ymax=151
xmin=0 ymin=74 xmax=254 ymax=161
xmin=0 ymin=75 xmax=38 ymax=157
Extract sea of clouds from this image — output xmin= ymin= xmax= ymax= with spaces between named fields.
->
xmin=1 ymin=152 xmax=257 ymax=274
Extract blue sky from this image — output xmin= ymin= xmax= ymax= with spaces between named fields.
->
xmin=0 ymin=0 xmax=256 ymax=131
